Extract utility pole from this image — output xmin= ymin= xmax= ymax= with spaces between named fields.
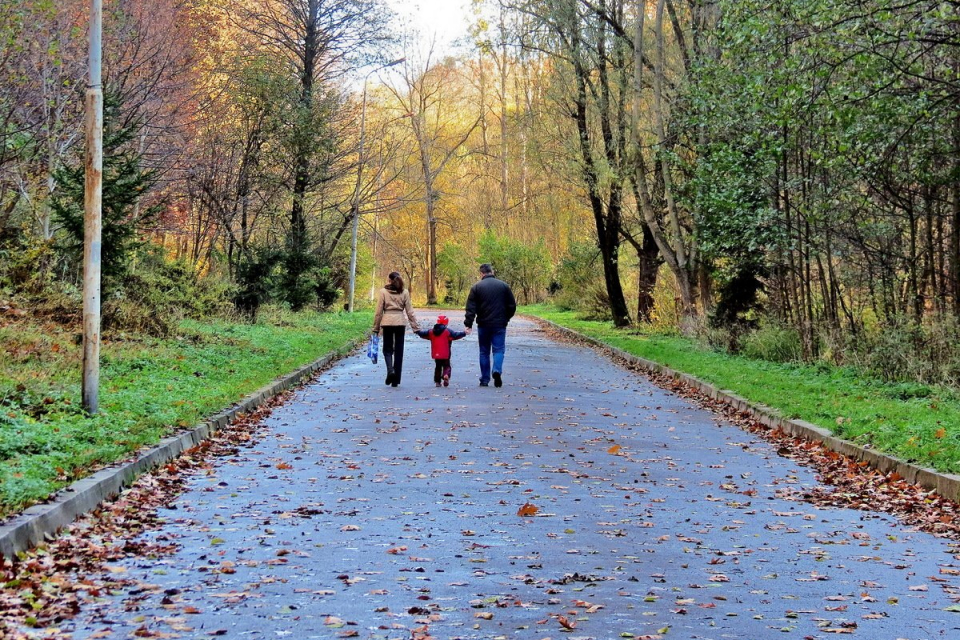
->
xmin=347 ymin=57 xmax=404 ymax=312
xmin=82 ymin=0 xmax=103 ymax=413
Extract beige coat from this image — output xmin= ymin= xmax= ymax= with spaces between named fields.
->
xmin=373 ymin=287 xmax=420 ymax=333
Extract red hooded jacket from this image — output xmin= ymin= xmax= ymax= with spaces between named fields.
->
xmin=417 ymin=321 xmax=466 ymax=360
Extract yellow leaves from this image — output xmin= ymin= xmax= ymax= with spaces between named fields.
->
xmin=386 ymin=546 xmax=408 ymax=555
xmin=607 ymin=444 xmax=622 ymax=455
xmin=935 ymin=427 xmax=947 ymax=439
xmin=517 ymin=502 xmax=539 ymax=517
xmin=276 ymin=462 xmax=292 ymax=470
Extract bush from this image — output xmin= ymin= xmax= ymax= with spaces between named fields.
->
xmin=740 ymin=322 xmax=803 ymax=363
xmin=478 ymin=232 xmax=551 ymax=304
xmin=437 ymin=242 xmax=475 ymax=305
xmin=234 ymin=248 xmax=281 ymax=320
xmin=101 ymin=252 xmax=235 ymax=336
xmin=846 ymin=315 xmax=960 ymax=386
xmin=551 ymin=242 xmax=609 ymax=318
xmin=0 ymin=235 xmax=57 ymax=295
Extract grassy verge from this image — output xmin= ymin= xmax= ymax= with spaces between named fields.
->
xmin=0 ymin=308 xmax=372 ymax=516
xmin=521 ymin=304 xmax=960 ymax=475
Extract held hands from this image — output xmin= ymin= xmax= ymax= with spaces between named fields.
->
xmin=465 ymin=327 xmax=473 ymax=335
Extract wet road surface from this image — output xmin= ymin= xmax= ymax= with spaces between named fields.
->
xmin=64 ymin=314 xmax=960 ymax=639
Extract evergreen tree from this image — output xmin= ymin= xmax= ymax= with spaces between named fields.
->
xmin=52 ymin=91 xmax=160 ymax=292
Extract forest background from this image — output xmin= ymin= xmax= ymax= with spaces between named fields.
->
xmin=1 ymin=1 xmax=960 ymax=509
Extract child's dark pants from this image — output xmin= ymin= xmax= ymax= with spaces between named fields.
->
xmin=433 ymin=359 xmax=451 ymax=383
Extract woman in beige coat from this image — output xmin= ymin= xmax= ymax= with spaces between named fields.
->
xmin=373 ymin=271 xmax=420 ymax=387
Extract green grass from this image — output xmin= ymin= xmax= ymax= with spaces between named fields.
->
xmin=521 ymin=304 xmax=960 ymax=475
xmin=0 ymin=308 xmax=372 ymax=516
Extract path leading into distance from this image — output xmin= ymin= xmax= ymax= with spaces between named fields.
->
xmin=64 ymin=314 xmax=960 ymax=639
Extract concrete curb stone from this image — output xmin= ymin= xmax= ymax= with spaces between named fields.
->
xmin=0 ymin=335 xmax=368 ymax=560
xmin=533 ymin=317 xmax=960 ymax=503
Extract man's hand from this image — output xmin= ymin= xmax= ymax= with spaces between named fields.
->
xmin=465 ymin=327 xmax=473 ymax=335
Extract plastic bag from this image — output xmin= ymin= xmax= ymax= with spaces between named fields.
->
xmin=366 ymin=334 xmax=379 ymax=364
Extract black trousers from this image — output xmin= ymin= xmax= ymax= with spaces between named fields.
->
xmin=433 ymin=358 xmax=451 ymax=383
xmin=382 ymin=326 xmax=406 ymax=383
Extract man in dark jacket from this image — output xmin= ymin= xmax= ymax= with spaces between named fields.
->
xmin=464 ymin=263 xmax=517 ymax=387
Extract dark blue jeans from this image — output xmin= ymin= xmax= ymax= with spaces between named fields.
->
xmin=476 ymin=325 xmax=506 ymax=384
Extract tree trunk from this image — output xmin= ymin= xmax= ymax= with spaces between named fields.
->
xmin=636 ymin=225 xmax=660 ymax=322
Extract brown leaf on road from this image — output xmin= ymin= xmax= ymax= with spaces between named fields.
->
xmin=517 ymin=502 xmax=539 ymax=517
xmin=607 ymin=444 xmax=622 ymax=455
xmin=276 ymin=462 xmax=293 ymax=470
xmin=557 ymin=615 xmax=576 ymax=630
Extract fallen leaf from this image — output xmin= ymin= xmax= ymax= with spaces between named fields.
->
xmin=517 ymin=502 xmax=539 ymax=517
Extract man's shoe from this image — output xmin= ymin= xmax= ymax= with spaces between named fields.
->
xmin=385 ymin=373 xmax=393 ymax=385
xmin=492 ymin=372 xmax=502 ymax=388
xmin=479 ymin=381 xmax=489 ymax=387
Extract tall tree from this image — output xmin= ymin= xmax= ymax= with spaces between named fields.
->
xmin=388 ymin=53 xmax=480 ymax=305
xmin=233 ymin=0 xmax=392 ymax=308
xmin=503 ymin=0 xmax=639 ymax=326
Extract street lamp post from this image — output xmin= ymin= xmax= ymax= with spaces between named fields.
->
xmin=82 ymin=0 xmax=103 ymax=413
xmin=347 ymin=57 xmax=404 ymax=313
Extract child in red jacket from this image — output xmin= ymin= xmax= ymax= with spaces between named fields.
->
xmin=416 ymin=315 xmax=467 ymax=387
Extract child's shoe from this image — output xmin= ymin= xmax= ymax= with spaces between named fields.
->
xmin=435 ymin=381 xmax=442 ymax=387
xmin=442 ymin=374 xmax=450 ymax=387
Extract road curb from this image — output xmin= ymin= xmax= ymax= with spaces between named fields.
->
xmin=533 ymin=317 xmax=960 ymax=503
xmin=0 ymin=335 xmax=368 ymax=560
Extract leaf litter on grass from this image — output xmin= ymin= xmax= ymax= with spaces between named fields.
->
xmin=0 ymin=392 xmax=294 ymax=639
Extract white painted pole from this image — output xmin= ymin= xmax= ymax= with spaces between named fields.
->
xmin=347 ymin=79 xmax=369 ymax=313
xmin=82 ymin=0 xmax=103 ymax=414
xmin=347 ymin=57 xmax=404 ymax=312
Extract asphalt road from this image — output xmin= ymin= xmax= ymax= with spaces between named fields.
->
xmin=63 ymin=314 xmax=960 ymax=639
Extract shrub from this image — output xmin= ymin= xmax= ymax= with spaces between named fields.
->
xmin=478 ymin=232 xmax=551 ymax=304
xmin=847 ymin=315 xmax=960 ymax=386
xmin=740 ymin=322 xmax=803 ymax=363
xmin=101 ymin=252 xmax=235 ymax=336
xmin=234 ymin=248 xmax=281 ymax=321
xmin=0 ymin=235 xmax=58 ymax=295
xmin=551 ymin=242 xmax=609 ymax=318
xmin=437 ymin=242 xmax=475 ymax=305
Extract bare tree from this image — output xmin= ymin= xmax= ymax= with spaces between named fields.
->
xmin=387 ymin=50 xmax=480 ymax=304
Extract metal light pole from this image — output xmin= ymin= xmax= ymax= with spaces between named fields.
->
xmin=82 ymin=0 xmax=103 ymax=414
xmin=347 ymin=57 xmax=404 ymax=312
